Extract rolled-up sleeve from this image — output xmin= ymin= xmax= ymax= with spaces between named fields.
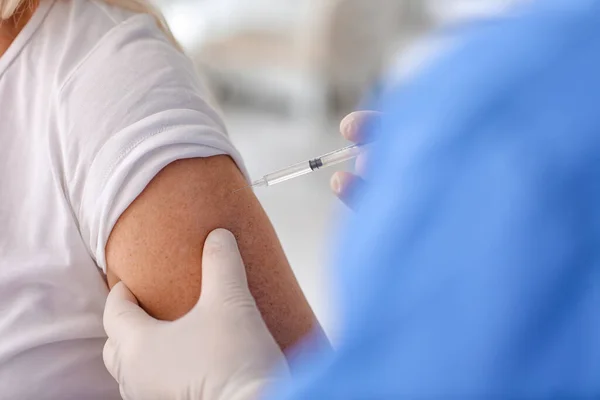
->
xmin=56 ymin=14 xmax=247 ymax=273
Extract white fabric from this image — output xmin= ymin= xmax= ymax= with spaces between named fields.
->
xmin=103 ymin=229 xmax=287 ymax=400
xmin=0 ymin=1 xmax=245 ymax=399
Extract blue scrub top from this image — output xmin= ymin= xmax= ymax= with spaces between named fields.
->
xmin=269 ymin=0 xmax=600 ymax=398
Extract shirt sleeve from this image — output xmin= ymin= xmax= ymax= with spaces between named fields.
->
xmin=56 ymin=14 xmax=248 ymax=273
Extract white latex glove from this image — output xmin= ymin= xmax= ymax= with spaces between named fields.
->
xmin=103 ymin=229 xmax=288 ymax=400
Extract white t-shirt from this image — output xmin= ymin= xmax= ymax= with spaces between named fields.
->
xmin=0 ymin=1 xmax=244 ymax=398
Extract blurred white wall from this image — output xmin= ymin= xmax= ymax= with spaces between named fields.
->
xmin=160 ymin=0 xmax=312 ymax=51
xmin=426 ymin=0 xmax=529 ymax=25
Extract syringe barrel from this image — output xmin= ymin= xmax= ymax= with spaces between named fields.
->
xmin=318 ymin=144 xmax=362 ymax=167
xmin=263 ymin=161 xmax=312 ymax=186
xmin=261 ymin=144 xmax=363 ymax=187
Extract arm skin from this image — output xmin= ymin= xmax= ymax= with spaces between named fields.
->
xmin=105 ymin=155 xmax=324 ymax=352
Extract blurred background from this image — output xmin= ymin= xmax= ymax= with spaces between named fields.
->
xmin=153 ymin=0 xmax=517 ymax=340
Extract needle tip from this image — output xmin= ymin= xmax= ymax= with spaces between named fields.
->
xmin=232 ymin=179 xmax=267 ymax=193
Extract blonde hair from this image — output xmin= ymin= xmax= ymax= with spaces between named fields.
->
xmin=0 ymin=0 xmax=25 ymax=19
xmin=1 ymin=0 xmax=177 ymax=44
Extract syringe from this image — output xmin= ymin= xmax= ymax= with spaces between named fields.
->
xmin=246 ymin=143 xmax=363 ymax=190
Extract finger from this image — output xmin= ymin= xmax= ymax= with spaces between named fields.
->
xmin=331 ymin=171 xmax=366 ymax=210
xmin=120 ymin=385 xmax=131 ymax=400
xmin=103 ymin=282 xmax=155 ymax=341
xmin=104 ymin=338 xmax=134 ymax=400
xmin=200 ymin=229 xmax=251 ymax=302
xmin=340 ymin=111 xmax=382 ymax=144
xmin=102 ymin=339 xmax=119 ymax=382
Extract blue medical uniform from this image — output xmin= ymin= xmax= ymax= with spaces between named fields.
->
xmin=269 ymin=0 xmax=600 ymax=398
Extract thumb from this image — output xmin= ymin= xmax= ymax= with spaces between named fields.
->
xmin=103 ymin=282 xmax=156 ymax=342
xmin=200 ymin=229 xmax=251 ymax=302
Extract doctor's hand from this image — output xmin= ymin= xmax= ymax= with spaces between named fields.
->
xmin=103 ymin=229 xmax=287 ymax=400
xmin=330 ymin=111 xmax=381 ymax=209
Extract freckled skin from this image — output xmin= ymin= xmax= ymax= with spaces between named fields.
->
xmin=106 ymin=155 xmax=324 ymax=352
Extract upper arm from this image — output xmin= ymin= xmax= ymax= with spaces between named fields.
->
xmin=57 ymin=15 xmax=322 ymax=351
xmin=105 ymin=155 xmax=320 ymax=350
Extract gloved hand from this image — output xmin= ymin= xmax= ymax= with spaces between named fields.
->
xmin=103 ymin=229 xmax=288 ymax=400
xmin=330 ymin=111 xmax=381 ymax=209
